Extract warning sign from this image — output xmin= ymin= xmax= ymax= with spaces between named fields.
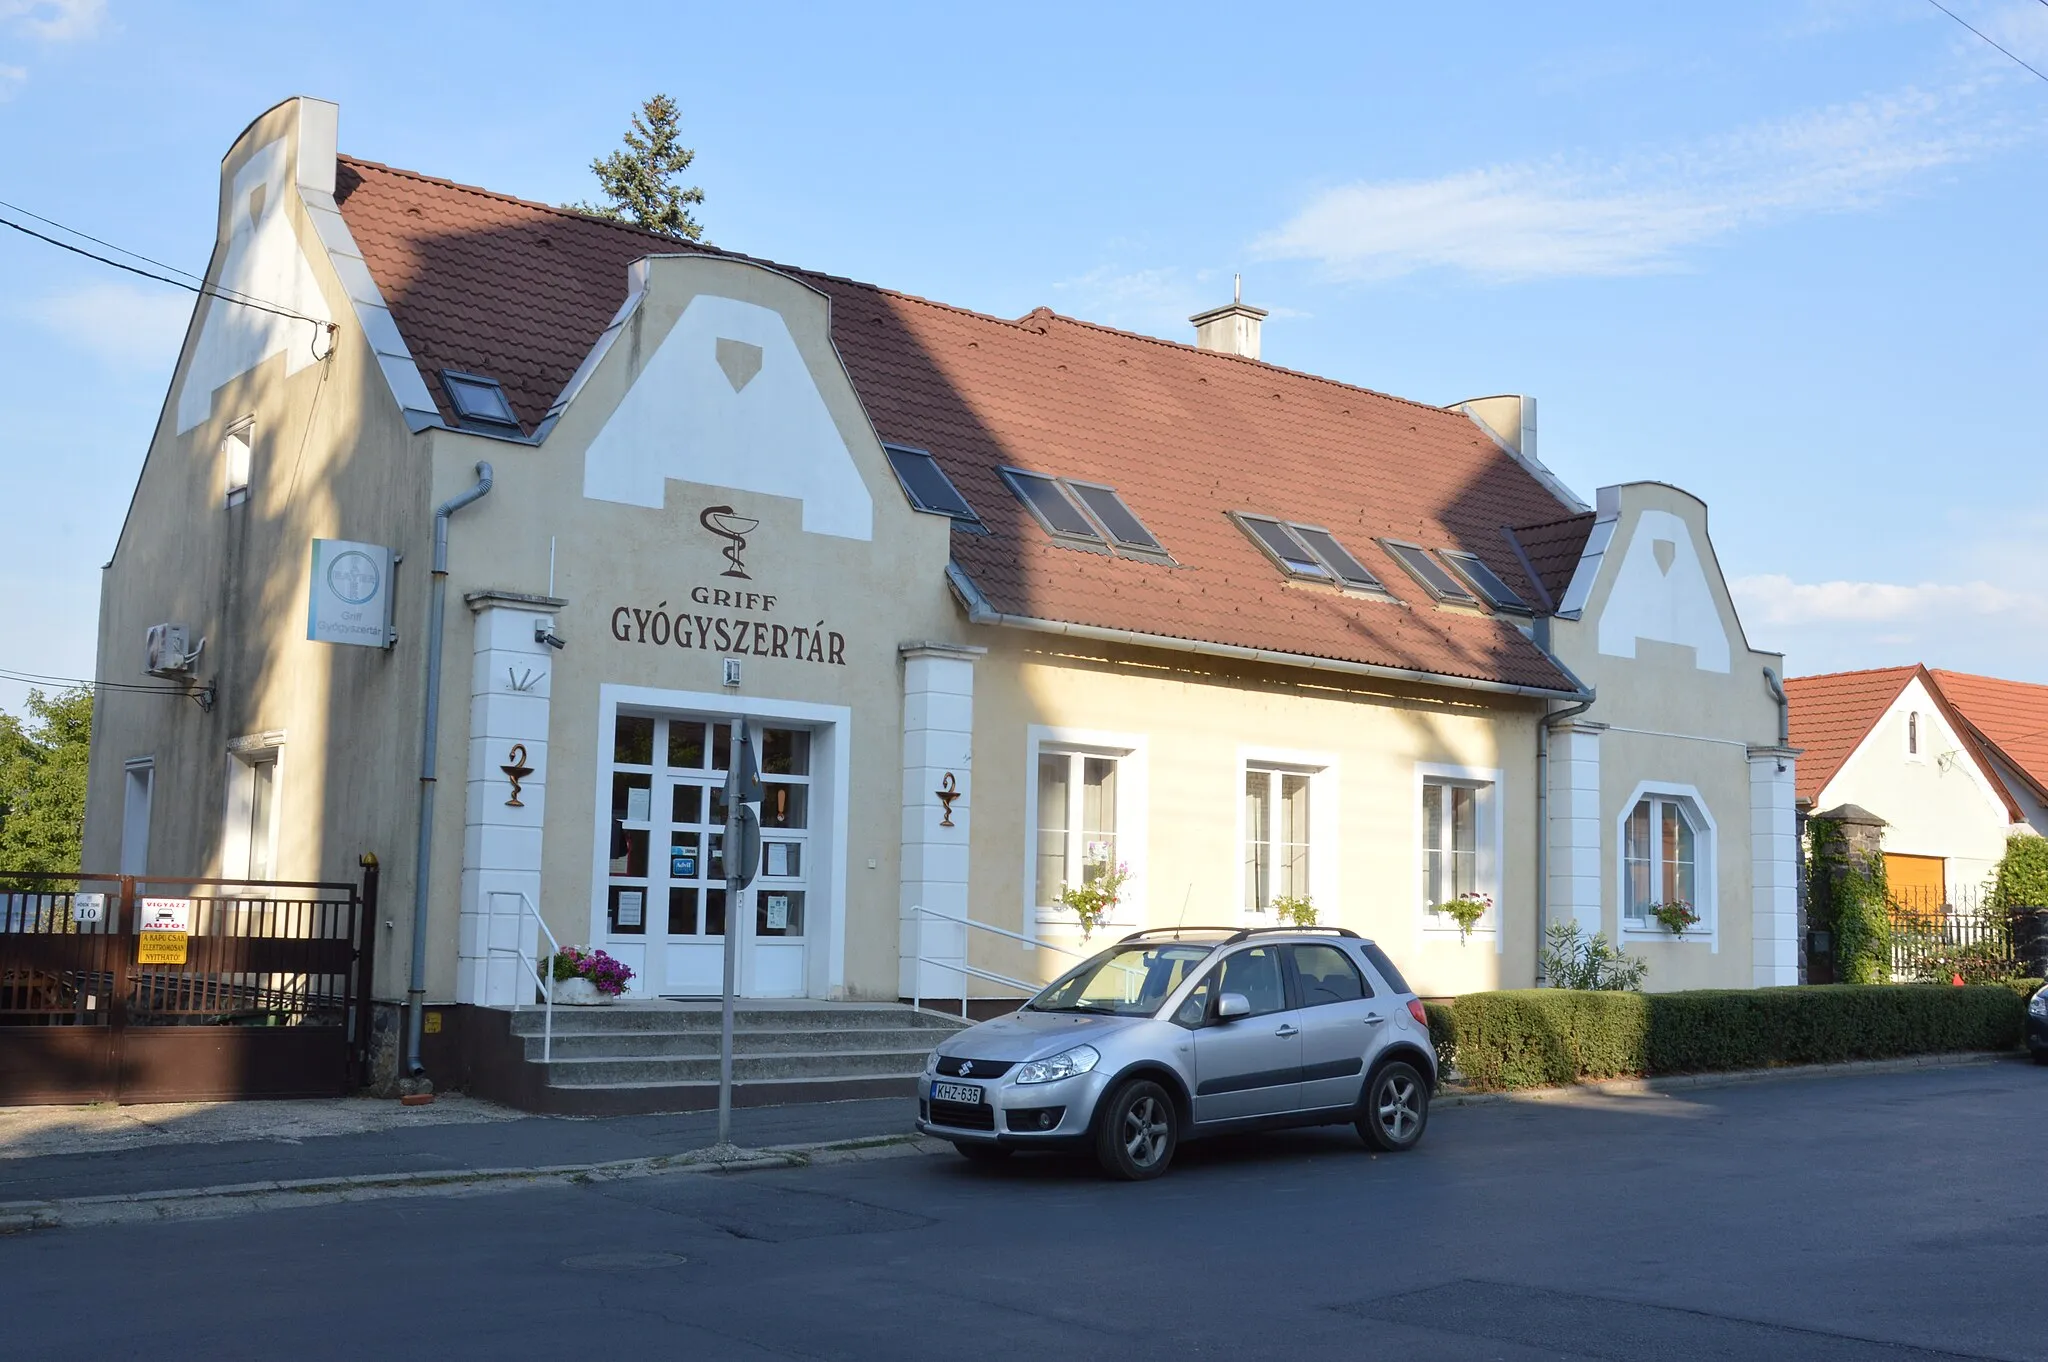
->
xmin=137 ymin=896 xmax=191 ymax=966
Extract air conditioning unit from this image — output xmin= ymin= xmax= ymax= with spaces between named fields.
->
xmin=145 ymin=623 xmax=197 ymax=677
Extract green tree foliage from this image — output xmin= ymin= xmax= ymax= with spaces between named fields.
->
xmin=574 ymin=94 xmax=706 ymax=240
xmin=1992 ymin=835 xmax=2048 ymax=910
xmin=0 ymin=687 xmax=93 ymax=872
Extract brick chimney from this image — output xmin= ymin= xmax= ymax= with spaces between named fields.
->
xmin=1189 ymin=275 xmax=1267 ymax=360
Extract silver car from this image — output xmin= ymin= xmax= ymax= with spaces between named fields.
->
xmin=915 ymin=926 xmax=1438 ymax=1179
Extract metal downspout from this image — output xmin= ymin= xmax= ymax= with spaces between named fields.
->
xmin=1762 ymin=667 xmax=1790 ymax=746
xmin=1532 ymin=614 xmax=1594 ymax=985
xmin=406 ymin=461 xmax=494 ymax=1079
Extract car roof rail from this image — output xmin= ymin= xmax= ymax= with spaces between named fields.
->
xmin=1219 ymin=925 xmax=1363 ymax=945
xmin=1116 ymin=926 xmax=1237 ymax=944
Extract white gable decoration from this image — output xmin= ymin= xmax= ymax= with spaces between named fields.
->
xmin=176 ymin=137 xmax=336 ymax=434
xmin=1596 ymin=509 xmax=1730 ymax=672
xmin=582 ymin=294 xmax=874 ymax=541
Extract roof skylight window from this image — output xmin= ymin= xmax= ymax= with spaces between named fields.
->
xmin=1438 ymin=550 xmax=1531 ymax=614
xmin=441 ymin=370 xmax=520 ymax=429
xmin=1234 ymin=514 xmax=1388 ymax=594
xmin=1067 ymin=482 xmax=1162 ymax=553
xmin=885 ymin=445 xmax=980 ymax=526
xmin=1381 ymin=540 xmax=1478 ymax=604
xmin=1002 ymin=469 xmax=1103 ymax=543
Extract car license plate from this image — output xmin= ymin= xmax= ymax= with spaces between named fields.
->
xmin=930 ymin=1081 xmax=983 ymax=1105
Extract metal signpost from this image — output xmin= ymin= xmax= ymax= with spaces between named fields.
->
xmin=718 ymin=719 xmax=763 ymax=1147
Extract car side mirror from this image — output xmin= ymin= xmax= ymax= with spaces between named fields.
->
xmin=1216 ymin=992 xmax=1251 ymax=1021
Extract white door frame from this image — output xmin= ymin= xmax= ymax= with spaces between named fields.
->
xmin=593 ymin=684 xmax=851 ymax=999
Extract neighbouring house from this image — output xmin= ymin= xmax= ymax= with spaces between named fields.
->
xmin=80 ymin=98 xmax=1799 ymax=1095
xmin=1785 ymin=665 xmax=2048 ymax=902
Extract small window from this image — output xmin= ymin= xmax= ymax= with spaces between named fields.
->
xmin=1035 ymin=749 xmax=1121 ymax=908
xmin=1438 ymin=550 xmax=1530 ymax=613
xmin=441 ymin=370 xmax=521 ymax=429
xmin=1234 ymin=515 xmax=1387 ymax=593
xmin=222 ymin=420 xmax=253 ymax=507
xmin=1289 ymin=943 xmax=1368 ymax=1006
xmin=884 ymin=445 xmax=979 ymax=524
xmin=1239 ymin=516 xmax=1327 ymax=577
xmin=1293 ymin=527 xmax=1386 ymax=592
xmin=1624 ymin=796 xmax=1702 ymax=926
xmin=1382 ymin=540 xmax=1477 ymax=604
xmin=1244 ymin=764 xmax=1314 ymax=913
xmin=1907 ymin=712 xmax=1920 ymax=757
xmin=1001 ymin=469 xmax=1103 ymax=544
xmin=1066 ymin=482 xmax=1162 ymax=553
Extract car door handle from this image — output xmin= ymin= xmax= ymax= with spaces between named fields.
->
xmin=1274 ymin=1024 xmax=1299 ymax=1038
xmin=1363 ymin=1013 xmax=1385 ymax=1026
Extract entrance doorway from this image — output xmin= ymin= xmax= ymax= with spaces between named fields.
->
xmin=602 ymin=712 xmax=816 ymax=998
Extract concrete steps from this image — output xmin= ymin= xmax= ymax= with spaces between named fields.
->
xmin=482 ymin=1001 xmax=968 ymax=1114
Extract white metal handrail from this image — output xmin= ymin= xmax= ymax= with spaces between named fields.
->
xmin=485 ymin=891 xmax=558 ymax=1062
xmin=911 ymin=904 xmax=1103 ymax=1018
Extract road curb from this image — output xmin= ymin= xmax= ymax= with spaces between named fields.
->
xmin=1432 ymin=1049 xmax=2017 ymax=1108
xmin=0 ymin=1133 xmax=939 ymax=1233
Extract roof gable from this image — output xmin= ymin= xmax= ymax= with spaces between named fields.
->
xmin=1783 ymin=666 xmax=1918 ymax=802
xmin=331 ymin=155 xmax=1586 ymax=693
xmin=1928 ymin=669 xmax=2048 ymax=805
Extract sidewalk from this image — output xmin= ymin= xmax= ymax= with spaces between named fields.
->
xmin=0 ymin=1094 xmax=915 ymax=1204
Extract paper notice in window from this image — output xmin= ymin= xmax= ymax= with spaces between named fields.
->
xmin=765 ymin=895 xmax=789 ymax=931
xmin=616 ymin=891 xmax=643 ymax=927
xmin=626 ymin=787 xmax=650 ymax=822
xmin=766 ymin=842 xmax=789 ymax=876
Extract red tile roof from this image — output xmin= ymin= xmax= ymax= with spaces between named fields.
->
xmin=1505 ymin=513 xmax=1596 ymax=611
xmin=1783 ymin=667 xmax=1917 ymax=803
xmin=333 ymin=156 xmax=1587 ymax=693
xmin=1786 ymin=665 xmax=2039 ymax=818
xmin=1929 ymin=670 xmax=2048 ymax=804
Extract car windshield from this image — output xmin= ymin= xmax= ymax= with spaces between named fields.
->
xmin=1028 ymin=941 xmax=1218 ymax=1016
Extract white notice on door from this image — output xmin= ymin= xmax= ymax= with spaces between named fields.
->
xmin=766 ymin=842 xmax=789 ymax=876
xmin=625 ymin=787 xmax=651 ymax=822
xmin=765 ymin=895 xmax=789 ymax=931
xmin=616 ymin=891 xmax=643 ymax=928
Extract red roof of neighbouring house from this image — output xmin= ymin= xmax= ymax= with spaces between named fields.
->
xmin=1783 ymin=667 xmax=1918 ymax=802
xmin=1785 ymin=664 xmax=2043 ymax=818
xmin=1929 ymin=670 xmax=2048 ymax=804
xmin=331 ymin=156 xmax=1591 ymax=694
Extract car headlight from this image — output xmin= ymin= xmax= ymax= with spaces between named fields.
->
xmin=2029 ymin=992 xmax=2047 ymax=1019
xmin=1015 ymin=1044 xmax=1100 ymax=1085
xmin=925 ymin=1049 xmax=941 ymax=1074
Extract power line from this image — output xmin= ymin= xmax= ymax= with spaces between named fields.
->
xmin=0 ymin=195 xmax=257 ymax=304
xmin=0 ymin=667 xmax=198 ymax=698
xmin=0 ymin=208 xmax=338 ymax=348
xmin=1926 ymin=0 xmax=2048 ymax=85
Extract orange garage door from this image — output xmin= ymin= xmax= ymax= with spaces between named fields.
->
xmin=1885 ymin=853 xmax=1946 ymax=918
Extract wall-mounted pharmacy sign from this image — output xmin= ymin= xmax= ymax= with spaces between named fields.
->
xmin=307 ymin=538 xmax=395 ymax=648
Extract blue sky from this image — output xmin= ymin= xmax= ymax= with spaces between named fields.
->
xmin=2 ymin=0 xmax=2046 ymax=716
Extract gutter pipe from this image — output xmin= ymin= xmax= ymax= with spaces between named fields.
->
xmin=942 ymin=562 xmax=1585 ymax=703
xmin=1534 ymin=686 xmax=1595 ymax=985
xmin=406 ymin=460 xmax=494 ymax=1079
xmin=1762 ymin=666 xmax=1790 ymax=747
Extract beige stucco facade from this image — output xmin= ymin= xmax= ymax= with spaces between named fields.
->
xmin=84 ymin=97 xmax=1803 ymax=1045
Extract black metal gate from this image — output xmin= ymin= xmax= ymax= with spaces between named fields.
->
xmin=0 ymin=869 xmax=377 ymax=1105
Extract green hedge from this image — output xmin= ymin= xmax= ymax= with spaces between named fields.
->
xmin=1445 ymin=983 xmax=2034 ymax=1092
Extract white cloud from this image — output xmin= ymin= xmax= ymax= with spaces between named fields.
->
xmin=0 ymin=62 xmax=23 ymax=98
xmin=1050 ymin=265 xmax=1219 ymax=338
xmin=2 ymin=0 xmax=106 ymax=41
xmin=1254 ymin=82 xmax=2029 ymax=281
xmin=18 ymin=281 xmax=191 ymax=368
xmin=1732 ymin=573 xmax=2042 ymax=627
xmin=1732 ymin=568 xmax=2048 ymax=679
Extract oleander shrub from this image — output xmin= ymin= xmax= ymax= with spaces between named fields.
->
xmin=1446 ymin=984 xmax=2027 ymax=1091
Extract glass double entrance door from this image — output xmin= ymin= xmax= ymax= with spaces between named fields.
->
xmin=605 ymin=713 xmax=814 ymax=998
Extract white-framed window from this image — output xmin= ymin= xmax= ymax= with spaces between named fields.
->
xmin=1243 ymin=765 xmax=1313 ymax=912
xmin=1025 ymin=728 xmax=1145 ymax=928
xmin=224 ymin=735 xmax=284 ymax=881
xmin=1415 ymin=762 xmax=1503 ymax=943
xmin=1618 ymin=783 xmax=1716 ymax=939
xmin=222 ymin=417 xmax=253 ymax=507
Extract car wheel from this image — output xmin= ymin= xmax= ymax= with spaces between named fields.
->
xmin=1357 ymin=1060 xmax=1429 ymax=1153
xmin=1094 ymin=1078 xmax=1177 ymax=1180
xmin=952 ymin=1141 xmax=1013 ymax=1163
xmin=2033 ymin=1050 xmax=2048 ymax=1067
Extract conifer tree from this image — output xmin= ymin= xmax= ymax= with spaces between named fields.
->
xmin=575 ymin=93 xmax=706 ymax=240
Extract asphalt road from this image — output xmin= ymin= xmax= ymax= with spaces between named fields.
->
xmin=3 ymin=1060 xmax=2043 ymax=1361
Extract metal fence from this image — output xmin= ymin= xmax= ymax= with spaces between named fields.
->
xmin=0 ymin=870 xmax=377 ymax=1104
xmin=1887 ymin=884 xmax=2020 ymax=983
